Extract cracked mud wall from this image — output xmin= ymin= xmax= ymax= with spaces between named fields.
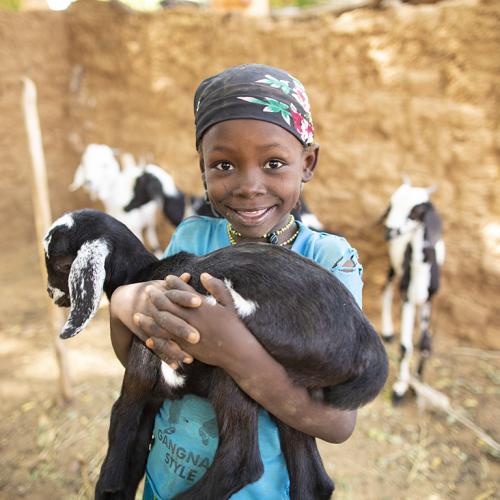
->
xmin=1 ymin=0 xmax=499 ymax=346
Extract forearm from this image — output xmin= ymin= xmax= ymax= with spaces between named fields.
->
xmin=222 ymin=331 xmax=357 ymax=444
xmin=109 ymin=283 xmax=152 ymax=367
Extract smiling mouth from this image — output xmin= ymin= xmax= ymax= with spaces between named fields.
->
xmin=229 ymin=206 xmax=275 ymax=225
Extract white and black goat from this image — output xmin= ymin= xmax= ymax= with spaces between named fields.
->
xmin=70 ymin=144 xmax=183 ymax=256
xmin=44 ymin=209 xmax=388 ymax=500
xmin=380 ymin=181 xmax=445 ymax=403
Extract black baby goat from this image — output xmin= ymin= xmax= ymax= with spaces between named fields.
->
xmin=44 ymin=209 xmax=388 ymax=500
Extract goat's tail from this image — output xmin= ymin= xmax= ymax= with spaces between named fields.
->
xmin=323 ymin=323 xmax=389 ymax=410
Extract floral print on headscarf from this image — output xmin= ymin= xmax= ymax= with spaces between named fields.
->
xmin=194 ymin=64 xmax=315 ymax=147
xmin=237 ymin=75 xmax=314 ymax=144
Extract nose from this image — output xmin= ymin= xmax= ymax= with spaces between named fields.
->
xmin=232 ymin=168 xmax=266 ymax=198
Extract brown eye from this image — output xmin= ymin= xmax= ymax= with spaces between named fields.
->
xmin=214 ymin=161 xmax=233 ymax=171
xmin=264 ymin=159 xmax=285 ymax=170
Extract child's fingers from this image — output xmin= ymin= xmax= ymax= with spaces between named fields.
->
xmin=200 ymin=273 xmax=233 ymax=307
xmin=165 ymin=290 xmax=203 ymax=308
xmin=164 ymin=274 xmax=195 ymax=292
xmin=148 ymin=285 xmax=202 ymax=309
xmin=149 ymin=306 xmax=200 ymax=344
xmin=133 ymin=312 xmax=165 ymax=342
xmin=145 ymin=337 xmax=193 ymax=367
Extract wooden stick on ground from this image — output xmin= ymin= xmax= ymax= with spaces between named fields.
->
xmin=21 ymin=77 xmax=73 ymax=403
xmin=409 ymin=376 xmax=500 ymax=453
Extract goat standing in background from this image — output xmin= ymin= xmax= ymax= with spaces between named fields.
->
xmin=380 ymin=180 xmax=445 ymax=403
xmin=70 ymin=144 xmax=176 ymax=256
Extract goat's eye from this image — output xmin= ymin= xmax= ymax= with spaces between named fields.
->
xmin=55 ymin=260 xmax=73 ymax=273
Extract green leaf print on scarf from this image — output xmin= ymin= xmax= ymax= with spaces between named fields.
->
xmin=237 ymin=96 xmax=291 ymax=125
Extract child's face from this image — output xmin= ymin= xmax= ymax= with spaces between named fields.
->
xmin=200 ymin=119 xmax=317 ymax=239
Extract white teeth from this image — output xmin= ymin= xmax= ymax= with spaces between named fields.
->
xmin=237 ymin=209 xmax=267 ymax=216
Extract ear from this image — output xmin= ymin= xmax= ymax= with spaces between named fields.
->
xmin=302 ymin=144 xmax=319 ymax=183
xmin=69 ymin=165 xmax=85 ymax=191
xmin=60 ymin=239 xmax=110 ymax=339
xmin=199 ymin=158 xmax=208 ymax=192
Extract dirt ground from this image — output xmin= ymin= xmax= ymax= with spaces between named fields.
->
xmin=0 ymin=245 xmax=498 ymax=500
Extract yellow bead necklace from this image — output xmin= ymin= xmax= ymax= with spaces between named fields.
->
xmin=227 ymin=214 xmax=299 ymax=247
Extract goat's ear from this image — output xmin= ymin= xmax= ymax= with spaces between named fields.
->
xmin=426 ymin=184 xmax=437 ymax=195
xmin=69 ymin=165 xmax=85 ymax=191
xmin=60 ymin=239 xmax=110 ymax=339
xmin=401 ymin=173 xmax=412 ymax=186
xmin=423 ymin=205 xmax=443 ymax=246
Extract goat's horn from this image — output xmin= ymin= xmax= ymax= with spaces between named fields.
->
xmin=60 ymin=238 xmax=110 ymax=339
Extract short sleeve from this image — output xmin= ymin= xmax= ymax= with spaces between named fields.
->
xmin=330 ymin=245 xmax=363 ymax=308
xmin=296 ymin=228 xmax=363 ymax=308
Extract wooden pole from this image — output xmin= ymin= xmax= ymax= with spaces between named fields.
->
xmin=22 ymin=77 xmax=73 ymax=402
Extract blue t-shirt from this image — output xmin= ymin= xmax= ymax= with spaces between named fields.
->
xmin=144 ymin=217 xmax=363 ymax=500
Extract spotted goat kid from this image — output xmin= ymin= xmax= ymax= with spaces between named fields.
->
xmin=381 ymin=180 xmax=445 ymax=403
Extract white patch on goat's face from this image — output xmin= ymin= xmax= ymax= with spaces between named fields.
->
xmin=44 ymin=213 xmax=74 ymax=256
xmin=48 ymin=285 xmax=66 ymax=303
xmin=77 ymin=144 xmax=121 ymax=201
xmin=385 ymin=184 xmax=430 ymax=235
xmin=223 ymin=279 xmax=258 ymax=318
xmin=161 ymin=361 xmax=186 ymax=388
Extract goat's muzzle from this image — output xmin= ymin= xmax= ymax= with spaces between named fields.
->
xmin=384 ymin=227 xmax=400 ymax=241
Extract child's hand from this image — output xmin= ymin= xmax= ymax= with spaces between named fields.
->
xmin=110 ymin=278 xmax=195 ymax=368
xmin=140 ymin=273 xmax=252 ymax=368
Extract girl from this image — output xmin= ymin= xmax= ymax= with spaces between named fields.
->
xmin=110 ymin=64 xmax=364 ymax=499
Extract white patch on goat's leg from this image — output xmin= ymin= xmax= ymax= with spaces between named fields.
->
xmin=144 ymin=223 xmax=161 ymax=257
xmin=417 ymin=301 xmax=433 ymax=377
xmin=160 ymin=361 xmax=185 ymax=388
xmin=393 ymin=301 xmax=415 ymax=397
xmin=419 ymin=301 xmax=431 ymax=334
xmin=223 ymin=279 xmax=258 ymax=318
xmin=381 ymin=281 xmax=394 ymax=338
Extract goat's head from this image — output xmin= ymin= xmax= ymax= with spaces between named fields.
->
xmin=44 ymin=210 xmax=112 ymax=339
xmin=383 ymin=180 xmax=435 ymax=240
xmin=69 ymin=144 xmax=121 ymax=201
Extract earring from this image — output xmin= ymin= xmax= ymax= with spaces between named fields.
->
xmin=204 ymin=191 xmax=210 ymax=204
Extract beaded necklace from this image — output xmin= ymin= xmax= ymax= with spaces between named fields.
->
xmin=227 ymin=214 xmax=299 ymax=247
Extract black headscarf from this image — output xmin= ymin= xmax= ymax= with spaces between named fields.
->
xmin=194 ymin=64 xmax=314 ymax=148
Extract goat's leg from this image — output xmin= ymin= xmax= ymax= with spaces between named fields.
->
xmin=277 ymin=421 xmax=334 ymax=500
xmin=392 ymin=301 xmax=415 ymax=404
xmin=416 ymin=301 xmax=433 ymax=379
xmin=96 ymin=342 xmax=161 ymax=499
xmin=121 ymin=398 xmax=164 ymax=498
xmin=95 ymin=393 xmax=148 ymax=500
xmin=174 ymin=370 xmax=262 ymax=500
xmin=381 ymin=268 xmax=395 ymax=342
xmin=145 ymin=223 xmax=162 ymax=257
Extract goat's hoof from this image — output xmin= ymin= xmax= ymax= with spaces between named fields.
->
xmin=391 ymin=390 xmax=407 ymax=406
xmin=381 ymin=334 xmax=394 ymax=343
